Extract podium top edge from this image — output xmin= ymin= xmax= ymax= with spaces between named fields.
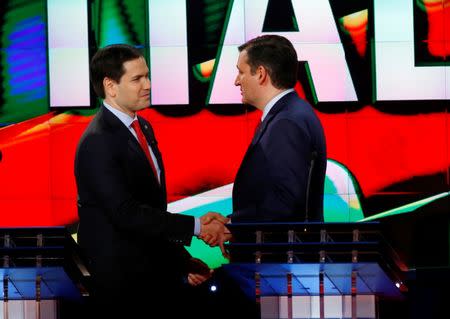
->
xmin=227 ymin=221 xmax=380 ymax=229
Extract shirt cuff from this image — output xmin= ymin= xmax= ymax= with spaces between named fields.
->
xmin=194 ymin=217 xmax=201 ymax=236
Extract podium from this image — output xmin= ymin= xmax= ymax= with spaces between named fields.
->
xmin=223 ymin=222 xmax=406 ymax=319
xmin=0 ymin=227 xmax=89 ymax=319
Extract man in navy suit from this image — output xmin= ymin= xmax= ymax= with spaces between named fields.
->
xmin=206 ymin=34 xmax=327 ymax=319
xmin=230 ymin=35 xmax=327 ymax=223
xmin=74 ymin=44 xmax=227 ymax=318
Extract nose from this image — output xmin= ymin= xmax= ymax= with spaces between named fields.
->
xmin=144 ymin=77 xmax=151 ymax=90
xmin=234 ymin=74 xmax=240 ymax=86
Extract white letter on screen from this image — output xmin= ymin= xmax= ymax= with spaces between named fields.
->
xmin=148 ymin=0 xmax=189 ymax=105
xmin=208 ymin=0 xmax=357 ymax=104
xmin=374 ymin=0 xmax=450 ymax=101
xmin=47 ymin=0 xmax=90 ymax=107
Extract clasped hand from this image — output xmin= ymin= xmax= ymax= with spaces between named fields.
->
xmin=198 ymin=212 xmax=232 ymax=257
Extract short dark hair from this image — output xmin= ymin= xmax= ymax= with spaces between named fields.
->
xmin=90 ymin=44 xmax=144 ymax=98
xmin=238 ymin=35 xmax=298 ymax=89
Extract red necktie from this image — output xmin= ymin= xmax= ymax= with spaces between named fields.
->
xmin=131 ymin=120 xmax=159 ymax=183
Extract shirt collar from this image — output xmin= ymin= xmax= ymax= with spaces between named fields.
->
xmin=261 ymin=88 xmax=294 ymax=122
xmin=103 ymin=101 xmax=137 ymax=128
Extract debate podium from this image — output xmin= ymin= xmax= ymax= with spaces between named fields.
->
xmin=223 ymin=222 xmax=406 ymax=319
xmin=0 ymin=227 xmax=89 ymax=319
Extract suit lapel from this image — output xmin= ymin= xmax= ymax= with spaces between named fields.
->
xmin=138 ymin=117 xmax=166 ymax=193
xmin=250 ymin=92 xmax=292 ymax=146
xmin=235 ymin=92 xmax=294 ymax=182
xmin=101 ymin=105 xmax=163 ymax=188
xmin=127 ymin=136 xmax=149 ymax=167
xmin=138 ymin=119 xmax=160 ymax=162
xmin=101 ymin=105 xmax=139 ymax=153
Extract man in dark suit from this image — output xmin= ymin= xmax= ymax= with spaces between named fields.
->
xmin=204 ymin=35 xmax=327 ymax=319
xmin=230 ymin=35 xmax=327 ymax=223
xmin=74 ymin=44 xmax=227 ymax=318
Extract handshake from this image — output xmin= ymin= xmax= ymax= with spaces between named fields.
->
xmin=197 ymin=212 xmax=232 ymax=257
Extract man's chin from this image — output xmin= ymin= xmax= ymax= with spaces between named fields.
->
xmin=135 ymin=104 xmax=150 ymax=111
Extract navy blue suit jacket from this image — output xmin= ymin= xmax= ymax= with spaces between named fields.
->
xmin=231 ymin=91 xmax=327 ymax=222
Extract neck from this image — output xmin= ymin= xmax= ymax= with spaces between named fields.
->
xmin=257 ymin=87 xmax=287 ymax=111
xmin=104 ymin=98 xmax=135 ymax=118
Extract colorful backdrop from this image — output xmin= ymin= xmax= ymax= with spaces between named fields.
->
xmin=0 ymin=0 xmax=449 ymax=268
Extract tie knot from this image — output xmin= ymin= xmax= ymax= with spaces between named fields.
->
xmin=131 ymin=120 xmax=140 ymax=130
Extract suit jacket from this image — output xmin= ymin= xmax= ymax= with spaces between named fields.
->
xmin=74 ymin=105 xmax=194 ymax=299
xmin=231 ymin=91 xmax=327 ymax=222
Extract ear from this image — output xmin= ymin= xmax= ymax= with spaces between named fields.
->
xmin=257 ymin=65 xmax=268 ymax=85
xmin=103 ymin=77 xmax=117 ymax=98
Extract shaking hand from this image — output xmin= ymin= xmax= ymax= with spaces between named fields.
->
xmin=198 ymin=212 xmax=232 ymax=258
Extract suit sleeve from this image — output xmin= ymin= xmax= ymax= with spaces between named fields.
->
xmin=260 ymin=118 xmax=311 ymax=219
xmin=75 ymin=133 xmax=194 ymax=245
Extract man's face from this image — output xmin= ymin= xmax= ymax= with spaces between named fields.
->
xmin=110 ymin=57 xmax=151 ymax=116
xmin=234 ymin=50 xmax=260 ymax=108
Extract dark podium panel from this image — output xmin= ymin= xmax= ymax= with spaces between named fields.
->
xmin=223 ymin=222 xmax=406 ymax=319
xmin=1 ymin=227 xmax=89 ymax=319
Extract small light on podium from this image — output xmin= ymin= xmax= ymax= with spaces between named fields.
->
xmin=395 ymin=281 xmax=408 ymax=292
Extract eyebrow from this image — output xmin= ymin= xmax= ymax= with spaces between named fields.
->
xmin=131 ymin=72 xmax=149 ymax=80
